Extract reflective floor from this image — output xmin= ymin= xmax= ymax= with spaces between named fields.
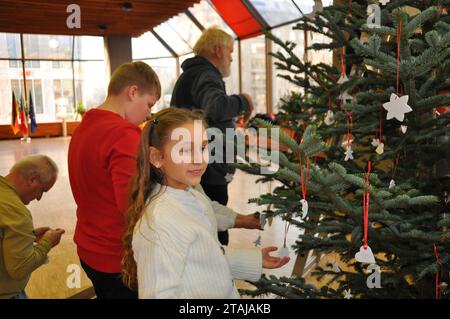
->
xmin=0 ymin=137 xmax=301 ymax=298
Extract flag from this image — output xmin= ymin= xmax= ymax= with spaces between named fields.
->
xmin=29 ymin=91 xmax=37 ymax=133
xmin=11 ymin=91 xmax=20 ymax=135
xmin=19 ymin=94 xmax=28 ymax=135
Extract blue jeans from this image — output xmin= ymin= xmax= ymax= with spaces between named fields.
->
xmin=11 ymin=290 xmax=28 ymax=299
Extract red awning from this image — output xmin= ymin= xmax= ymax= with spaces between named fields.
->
xmin=211 ymin=0 xmax=263 ymax=40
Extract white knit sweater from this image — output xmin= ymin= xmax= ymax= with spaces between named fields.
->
xmin=132 ymin=184 xmax=262 ymax=299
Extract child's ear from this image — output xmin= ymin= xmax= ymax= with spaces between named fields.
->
xmin=127 ymin=85 xmax=139 ymax=101
xmin=149 ymin=146 xmax=163 ymax=168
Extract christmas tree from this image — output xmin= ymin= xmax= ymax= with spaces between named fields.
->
xmin=235 ymin=0 xmax=450 ymax=298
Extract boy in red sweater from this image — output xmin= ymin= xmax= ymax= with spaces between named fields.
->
xmin=68 ymin=61 xmax=161 ymax=298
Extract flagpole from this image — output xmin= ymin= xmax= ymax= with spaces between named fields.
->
xmin=19 ymin=34 xmax=31 ymax=143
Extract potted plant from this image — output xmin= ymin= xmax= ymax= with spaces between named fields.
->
xmin=75 ymin=101 xmax=86 ymax=121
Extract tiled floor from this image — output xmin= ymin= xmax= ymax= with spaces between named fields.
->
xmin=0 ymin=137 xmax=301 ymax=298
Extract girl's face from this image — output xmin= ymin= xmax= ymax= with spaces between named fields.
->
xmin=152 ymin=121 xmax=208 ymax=190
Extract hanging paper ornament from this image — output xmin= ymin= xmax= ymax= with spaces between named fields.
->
xmin=382 ymin=93 xmax=412 ymax=122
xmin=332 ymin=262 xmax=341 ymax=273
xmin=355 ymin=162 xmax=376 ymax=264
xmin=278 ymin=246 xmax=290 ymax=258
xmin=380 ymin=0 xmax=390 ymax=5
xmin=375 ymin=143 xmax=384 ymax=155
xmin=344 ymin=145 xmax=354 ymax=161
xmin=253 ymin=234 xmax=261 ymax=247
xmin=400 ymin=125 xmax=408 ymax=134
xmin=371 ymin=138 xmax=380 ymax=147
xmin=224 ymin=173 xmax=234 ymax=183
xmin=343 ymin=289 xmax=353 ymax=299
xmin=339 ymin=91 xmax=353 ymax=104
xmin=300 ymin=199 xmax=309 ymax=219
xmin=389 ymin=179 xmax=396 ymax=189
xmin=299 ymin=154 xmax=310 ymax=219
xmin=338 ymin=74 xmax=349 ymax=84
xmin=355 ymin=246 xmax=376 ymax=263
xmin=324 ymin=110 xmax=335 ymax=125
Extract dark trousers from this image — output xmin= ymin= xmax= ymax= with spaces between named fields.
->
xmin=201 ymin=182 xmax=229 ymax=245
xmin=80 ymin=260 xmax=137 ymax=299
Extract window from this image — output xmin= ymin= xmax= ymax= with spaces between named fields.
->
xmin=3 ymin=33 xmax=21 ymax=68
xmin=140 ymin=58 xmax=177 ymax=113
xmin=26 ymin=79 xmax=44 ymax=113
xmin=241 ymin=35 xmax=266 ymax=114
xmin=74 ymin=36 xmax=104 ymax=60
xmin=223 ymin=40 xmax=240 ymax=95
xmin=23 ymin=34 xmax=73 ymax=60
xmin=132 ymin=31 xmax=173 ymax=60
xmin=166 ymin=13 xmax=203 ymax=49
xmin=0 ymin=33 xmax=105 ymax=124
xmin=74 ymin=61 xmax=107 ymax=110
xmin=189 ymin=1 xmax=235 ymax=37
xmin=53 ymin=79 xmax=74 ymax=115
xmin=154 ymin=22 xmax=193 ymax=56
xmin=248 ymin=0 xmax=302 ymax=27
xmin=271 ymin=21 xmax=306 ymax=113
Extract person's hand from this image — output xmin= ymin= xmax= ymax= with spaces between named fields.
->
xmin=34 ymin=227 xmax=51 ymax=242
xmin=242 ymin=93 xmax=255 ymax=124
xmin=262 ymin=246 xmax=290 ymax=269
xmin=42 ymin=228 xmax=65 ymax=247
xmin=234 ymin=214 xmax=261 ymax=230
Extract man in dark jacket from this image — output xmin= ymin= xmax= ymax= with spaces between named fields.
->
xmin=171 ymin=27 xmax=255 ymax=245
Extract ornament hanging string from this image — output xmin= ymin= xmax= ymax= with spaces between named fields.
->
xmin=433 ymin=244 xmax=443 ymax=299
xmin=396 ymin=18 xmax=403 ymax=95
xmin=283 ymin=220 xmax=291 ymax=248
xmin=345 ymin=111 xmax=353 ymax=147
xmin=363 ymin=161 xmax=372 ymax=249
xmin=299 ymin=155 xmax=310 ymax=201
xmin=341 ymin=47 xmax=346 ymax=77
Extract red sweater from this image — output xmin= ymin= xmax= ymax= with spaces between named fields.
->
xmin=68 ymin=109 xmax=141 ymax=273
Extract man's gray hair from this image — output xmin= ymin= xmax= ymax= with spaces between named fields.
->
xmin=10 ymin=154 xmax=58 ymax=183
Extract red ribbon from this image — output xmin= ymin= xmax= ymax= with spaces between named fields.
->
xmin=396 ymin=19 xmax=403 ymax=95
xmin=363 ymin=162 xmax=372 ymax=249
xmin=433 ymin=244 xmax=442 ymax=299
xmin=299 ymin=155 xmax=310 ymax=201
xmin=343 ymin=111 xmax=353 ymax=147
xmin=341 ymin=46 xmax=346 ymax=77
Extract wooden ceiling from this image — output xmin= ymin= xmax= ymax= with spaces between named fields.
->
xmin=0 ymin=0 xmax=201 ymax=37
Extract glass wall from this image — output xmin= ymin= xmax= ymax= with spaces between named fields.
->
xmin=0 ymin=33 xmax=106 ymax=125
xmin=241 ymin=35 xmax=266 ymax=115
xmin=271 ymin=21 xmax=306 ymax=113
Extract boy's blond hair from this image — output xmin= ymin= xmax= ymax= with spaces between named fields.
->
xmin=107 ymin=61 xmax=161 ymax=98
xmin=193 ymin=26 xmax=233 ymax=56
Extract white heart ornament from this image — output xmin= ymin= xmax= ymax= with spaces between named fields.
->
xmin=278 ymin=247 xmax=290 ymax=258
xmin=355 ymin=245 xmax=376 ymax=263
xmin=401 ymin=125 xmax=407 ymax=134
xmin=375 ymin=143 xmax=384 ymax=155
xmin=389 ymin=179 xmax=396 ymax=189
xmin=300 ymin=199 xmax=309 ymax=219
xmin=324 ymin=110 xmax=335 ymax=126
